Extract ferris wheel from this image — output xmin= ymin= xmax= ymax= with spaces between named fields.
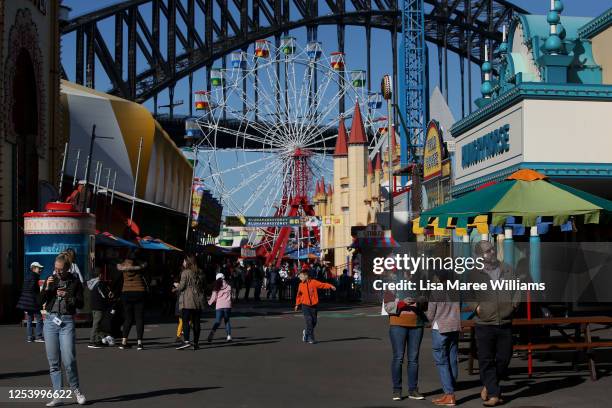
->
xmin=190 ymin=37 xmax=385 ymax=264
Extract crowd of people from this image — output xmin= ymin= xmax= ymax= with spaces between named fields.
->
xmin=382 ymin=240 xmax=519 ymax=407
xmin=16 ymin=241 xmax=519 ymax=407
xmin=15 ymin=248 xmax=352 ymax=406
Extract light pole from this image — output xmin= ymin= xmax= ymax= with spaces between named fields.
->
xmin=381 ymin=75 xmax=394 ymax=231
xmin=82 ymin=125 xmax=113 ymax=212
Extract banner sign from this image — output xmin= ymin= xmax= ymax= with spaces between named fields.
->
xmin=423 ymin=120 xmax=446 ymax=180
xmin=191 ymin=180 xmax=206 ymax=228
xmin=191 ymin=179 xmax=222 ymax=236
xmin=240 ymin=247 xmax=257 ymax=258
xmin=225 ymin=216 xmax=301 ymax=228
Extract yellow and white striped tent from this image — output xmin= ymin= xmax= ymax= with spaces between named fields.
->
xmin=60 ymin=81 xmax=192 ymax=214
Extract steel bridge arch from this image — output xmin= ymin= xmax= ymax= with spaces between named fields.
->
xmin=61 ymin=0 xmax=526 ymax=105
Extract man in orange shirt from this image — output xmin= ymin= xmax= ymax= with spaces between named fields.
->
xmin=294 ymin=271 xmax=336 ymax=344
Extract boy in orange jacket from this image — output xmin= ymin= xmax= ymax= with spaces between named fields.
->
xmin=294 ymin=271 xmax=336 ymax=344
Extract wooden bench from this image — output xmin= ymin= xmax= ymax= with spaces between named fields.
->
xmin=462 ymin=316 xmax=612 ymax=381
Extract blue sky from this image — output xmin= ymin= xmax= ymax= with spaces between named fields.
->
xmin=60 ymin=1 xmax=610 ymax=215
xmin=62 ymin=0 xmax=610 ymax=121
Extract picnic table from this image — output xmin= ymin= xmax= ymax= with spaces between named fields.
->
xmin=462 ymin=316 xmax=612 ymax=381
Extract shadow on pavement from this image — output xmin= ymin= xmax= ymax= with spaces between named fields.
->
xmin=202 ymin=337 xmax=284 ymax=349
xmin=315 ymin=336 xmax=382 ymax=343
xmin=0 ymin=369 xmax=48 ymax=380
xmin=89 ymin=386 xmax=222 ymax=403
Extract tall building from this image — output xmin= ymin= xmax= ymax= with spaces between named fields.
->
xmin=0 ymin=0 xmax=64 ymax=319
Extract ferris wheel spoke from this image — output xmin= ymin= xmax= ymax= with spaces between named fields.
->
xmin=246 ymin=67 xmax=293 ymax=145
xmin=225 ymin=160 xmax=280 ymax=199
xmin=293 ymin=61 xmax=317 ymax=145
xmin=198 ymin=152 xmax=278 ymax=181
xmin=241 ymin=158 xmax=288 ymax=214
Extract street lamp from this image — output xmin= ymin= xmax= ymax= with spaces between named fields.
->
xmin=381 ymin=75 xmax=394 ymax=231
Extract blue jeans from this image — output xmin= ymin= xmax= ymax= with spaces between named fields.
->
xmin=211 ymin=308 xmax=231 ymax=335
xmin=25 ymin=311 xmax=43 ymax=340
xmin=43 ymin=314 xmax=80 ymax=391
xmin=431 ymin=329 xmax=459 ymax=394
xmin=389 ymin=325 xmax=423 ymax=392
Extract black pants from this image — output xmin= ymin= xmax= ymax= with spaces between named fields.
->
xmin=302 ymin=305 xmax=318 ymax=341
xmin=244 ymin=281 xmax=252 ymax=300
xmin=475 ymin=325 xmax=513 ymax=398
xmin=122 ymin=293 xmax=145 ymax=340
xmin=266 ymin=284 xmax=278 ymax=299
xmin=181 ymin=308 xmax=202 ymax=343
xmin=254 ymin=281 xmax=262 ymax=300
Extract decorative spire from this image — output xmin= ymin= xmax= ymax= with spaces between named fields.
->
xmin=545 ymin=0 xmax=564 ymax=55
xmin=367 ymin=157 xmax=374 ymax=175
xmin=374 ymin=153 xmax=382 ymax=171
xmin=481 ymin=44 xmax=493 ymax=99
xmin=327 ymin=184 xmax=333 ymax=196
xmin=348 ymin=101 xmax=367 ymax=145
xmin=498 ymin=25 xmax=508 ymax=56
xmin=333 ymin=117 xmax=348 ymax=156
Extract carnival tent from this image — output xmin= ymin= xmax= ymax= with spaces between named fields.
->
xmin=60 ymin=80 xmax=192 ymax=214
xmin=415 ymin=169 xmax=612 ymax=235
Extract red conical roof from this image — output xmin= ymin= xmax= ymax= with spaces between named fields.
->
xmin=374 ymin=153 xmax=382 ymax=170
xmin=333 ymin=118 xmax=348 ymax=156
xmin=327 ymin=185 xmax=333 ymax=195
xmin=348 ymin=102 xmax=367 ymax=145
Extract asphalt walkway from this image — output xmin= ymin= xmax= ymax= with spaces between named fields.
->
xmin=1 ymin=304 xmax=611 ymax=407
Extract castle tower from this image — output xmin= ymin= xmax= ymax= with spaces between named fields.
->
xmin=333 ymin=118 xmax=349 ymax=270
xmin=347 ymin=101 xmax=368 ymax=232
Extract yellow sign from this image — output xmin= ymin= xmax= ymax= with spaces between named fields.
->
xmin=442 ymin=161 xmax=451 ymax=177
xmin=322 ymin=216 xmax=343 ymax=226
xmin=423 ymin=120 xmax=443 ymax=180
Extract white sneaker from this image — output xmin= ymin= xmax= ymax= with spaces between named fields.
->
xmin=226 ymin=335 xmax=232 ymax=342
xmin=46 ymin=399 xmax=63 ymax=407
xmin=101 ymin=337 xmax=107 ymax=345
xmin=302 ymin=329 xmax=306 ymax=342
xmin=106 ymin=336 xmax=115 ymax=346
xmin=74 ymin=389 xmax=86 ymax=405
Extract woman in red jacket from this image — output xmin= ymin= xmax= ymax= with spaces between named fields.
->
xmin=294 ymin=271 xmax=336 ymax=344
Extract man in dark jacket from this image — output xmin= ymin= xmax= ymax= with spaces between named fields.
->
xmin=87 ymin=272 xmax=113 ymax=348
xmin=17 ymin=262 xmax=45 ymax=342
xmin=468 ymin=241 xmax=520 ymax=407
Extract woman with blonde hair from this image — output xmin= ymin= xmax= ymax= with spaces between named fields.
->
xmin=176 ymin=255 xmax=205 ymax=350
xmin=41 ymin=253 xmax=86 ymax=406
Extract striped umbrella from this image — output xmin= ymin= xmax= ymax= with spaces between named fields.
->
xmin=414 ymin=169 xmax=612 ymax=235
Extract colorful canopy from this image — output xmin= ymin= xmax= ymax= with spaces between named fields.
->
xmin=416 ymin=169 xmax=612 ymax=235
xmin=95 ymin=231 xmax=138 ymax=248
xmin=138 ymin=236 xmax=183 ymax=251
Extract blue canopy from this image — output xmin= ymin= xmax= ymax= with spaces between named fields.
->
xmin=96 ymin=232 xmax=138 ymax=248
xmin=284 ymin=246 xmax=320 ymax=260
xmin=138 ymin=237 xmax=182 ymax=251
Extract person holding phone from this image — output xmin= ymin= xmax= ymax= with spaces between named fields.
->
xmin=40 ymin=253 xmax=86 ymax=406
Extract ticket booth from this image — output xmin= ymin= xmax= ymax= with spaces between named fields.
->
xmin=24 ymin=202 xmax=96 ymax=321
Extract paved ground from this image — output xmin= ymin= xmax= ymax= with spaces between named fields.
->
xmin=1 ymin=303 xmax=611 ymax=407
